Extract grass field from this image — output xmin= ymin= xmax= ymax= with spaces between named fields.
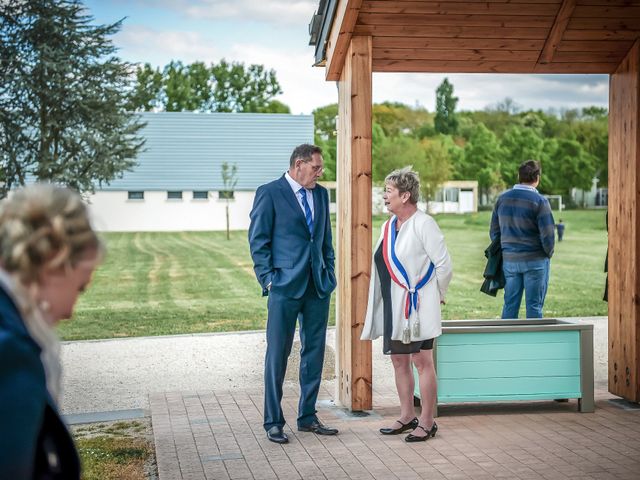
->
xmin=58 ymin=210 xmax=608 ymax=341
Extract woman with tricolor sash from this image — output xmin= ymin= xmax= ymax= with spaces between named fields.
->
xmin=361 ymin=167 xmax=452 ymax=442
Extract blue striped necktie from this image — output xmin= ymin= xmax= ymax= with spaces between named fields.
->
xmin=298 ymin=187 xmax=313 ymax=234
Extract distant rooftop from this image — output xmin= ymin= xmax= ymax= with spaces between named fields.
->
xmin=101 ymin=112 xmax=314 ymax=191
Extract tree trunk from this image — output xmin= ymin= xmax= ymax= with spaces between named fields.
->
xmin=226 ymin=202 xmax=230 ymax=240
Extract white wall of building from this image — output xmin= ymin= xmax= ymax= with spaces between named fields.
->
xmin=87 ymin=190 xmax=256 ymax=232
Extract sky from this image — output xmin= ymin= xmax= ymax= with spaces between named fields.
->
xmin=84 ymin=0 xmax=610 ymax=115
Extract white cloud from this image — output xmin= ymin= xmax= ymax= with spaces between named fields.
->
xmin=115 ymin=25 xmax=223 ymax=65
xmin=129 ymin=0 xmax=317 ymax=26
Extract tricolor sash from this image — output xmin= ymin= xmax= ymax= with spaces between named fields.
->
xmin=382 ymin=216 xmax=435 ymax=323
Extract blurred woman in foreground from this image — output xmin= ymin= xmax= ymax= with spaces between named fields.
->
xmin=0 ymin=184 xmax=102 ymax=479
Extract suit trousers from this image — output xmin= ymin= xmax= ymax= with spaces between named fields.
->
xmin=263 ymin=277 xmax=330 ymax=431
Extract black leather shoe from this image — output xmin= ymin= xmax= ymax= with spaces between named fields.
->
xmin=266 ymin=426 xmax=289 ymax=444
xmin=298 ymin=420 xmax=338 ymax=435
xmin=405 ymin=422 xmax=437 ymax=443
xmin=380 ymin=417 xmax=418 ymax=435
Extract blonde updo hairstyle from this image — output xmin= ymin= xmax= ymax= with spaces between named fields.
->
xmin=0 ymin=184 xmax=101 ymax=285
xmin=385 ymin=166 xmax=421 ymax=205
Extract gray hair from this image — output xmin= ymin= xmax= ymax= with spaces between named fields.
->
xmin=385 ymin=167 xmax=420 ymax=204
xmin=289 ymin=144 xmax=322 ymax=168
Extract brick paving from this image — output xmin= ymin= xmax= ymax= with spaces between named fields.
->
xmin=150 ymin=381 xmax=640 ymax=480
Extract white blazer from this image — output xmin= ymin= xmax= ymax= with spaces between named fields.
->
xmin=360 ymin=210 xmax=453 ymax=342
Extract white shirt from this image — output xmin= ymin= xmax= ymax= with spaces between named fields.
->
xmin=285 ymin=171 xmax=314 ymax=219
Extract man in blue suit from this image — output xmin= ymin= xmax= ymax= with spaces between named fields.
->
xmin=249 ymin=144 xmax=338 ymax=444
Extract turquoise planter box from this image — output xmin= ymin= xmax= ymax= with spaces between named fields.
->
xmin=414 ymin=319 xmax=594 ymax=413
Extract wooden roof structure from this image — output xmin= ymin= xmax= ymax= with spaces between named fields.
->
xmin=309 ymin=0 xmax=640 ymax=410
xmin=312 ymin=0 xmax=640 ymax=78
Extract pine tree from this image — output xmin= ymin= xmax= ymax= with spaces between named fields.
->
xmin=0 ymin=0 xmax=145 ymax=197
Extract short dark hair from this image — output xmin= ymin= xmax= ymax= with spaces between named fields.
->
xmin=290 ymin=144 xmax=322 ymax=168
xmin=518 ymin=160 xmax=541 ymax=183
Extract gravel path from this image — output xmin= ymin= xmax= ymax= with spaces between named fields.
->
xmin=60 ymin=317 xmax=608 ymax=415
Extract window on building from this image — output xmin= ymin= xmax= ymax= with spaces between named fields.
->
xmin=219 ymin=190 xmax=235 ymax=200
xmin=445 ymin=188 xmax=459 ymax=202
xmin=167 ymin=191 xmax=183 ymax=200
xmin=128 ymin=191 xmax=144 ymax=200
xmin=193 ymin=191 xmax=209 ymax=200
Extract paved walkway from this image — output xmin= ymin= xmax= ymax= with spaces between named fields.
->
xmin=150 ymin=384 xmax=640 ymax=480
xmin=59 ymin=317 xmax=639 ymax=479
xmin=137 ymin=317 xmax=639 ymax=480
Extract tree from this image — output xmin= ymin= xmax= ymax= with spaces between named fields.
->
xmin=220 ymin=162 xmax=238 ymax=240
xmin=541 ymin=139 xmax=596 ymax=198
xmin=128 ymin=59 xmax=285 ymax=113
xmin=262 ymin=100 xmax=291 ymax=114
xmin=312 ymin=104 xmax=338 ymax=181
xmin=373 ymin=136 xmax=422 ymax=182
xmin=373 ymin=102 xmax=432 ymax=137
xmin=0 ymin=0 xmax=145 ymax=197
xmin=499 ymin=126 xmax=545 ymax=186
xmin=461 ymin=123 xmax=505 ymax=199
xmin=434 ymin=78 xmax=459 ymax=135
xmin=373 ymin=135 xmax=450 ymax=207
xmin=126 ymin=63 xmax=163 ymax=112
xmin=420 ymin=138 xmax=452 ymax=206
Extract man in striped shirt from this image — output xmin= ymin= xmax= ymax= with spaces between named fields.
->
xmin=490 ymin=160 xmax=555 ymax=319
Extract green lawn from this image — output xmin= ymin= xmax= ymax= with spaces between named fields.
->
xmin=58 ymin=210 xmax=608 ymax=340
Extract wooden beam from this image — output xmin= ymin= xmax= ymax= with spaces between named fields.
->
xmin=557 ymin=39 xmax=634 ymax=52
xmin=372 ymin=58 xmax=617 ymax=74
xmin=538 ymin=0 xmax=576 ymax=65
xmin=373 ymin=48 xmax=540 ymax=62
xmin=358 ymin=13 xmax=554 ymax=28
xmin=360 ymin=1 xmax=558 ymax=16
xmin=608 ymin=39 xmax=640 ymax=403
xmin=563 ymin=28 xmax=640 ymax=41
xmin=336 ymin=35 xmax=372 ymax=411
xmin=325 ymin=0 xmax=364 ymax=82
xmin=354 ymin=25 xmax=551 ymax=39
xmin=373 ymin=37 xmax=545 ymax=51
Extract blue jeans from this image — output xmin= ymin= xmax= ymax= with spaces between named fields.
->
xmin=501 ymin=258 xmax=550 ymax=319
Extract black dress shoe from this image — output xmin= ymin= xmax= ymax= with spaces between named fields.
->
xmin=405 ymin=422 xmax=437 ymax=443
xmin=266 ymin=426 xmax=289 ymax=444
xmin=380 ymin=417 xmax=418 ymax=435
xmin=298 ymin=420 xmax=338 ymax=435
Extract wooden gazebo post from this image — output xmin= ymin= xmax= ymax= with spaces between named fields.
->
xmin=336 ymin=35 xmax=373 ymax=411
xmin=608 ymin=40 xmax=640 ymax=402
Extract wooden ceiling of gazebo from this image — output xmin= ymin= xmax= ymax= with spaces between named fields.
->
xmin=312 ymin=0 xmax=640 ymax=80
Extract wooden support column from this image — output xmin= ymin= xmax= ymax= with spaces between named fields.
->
xmin=609 ymin=40 xmax=640 ymax=403
xmin=336 ymin=35 xmax=372 ymax=411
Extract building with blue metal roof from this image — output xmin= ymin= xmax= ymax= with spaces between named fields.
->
xmin=88 ymin=112 xmax=314 ymax=232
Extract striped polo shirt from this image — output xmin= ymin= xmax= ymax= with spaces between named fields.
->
xmin=490 ymin=184 xmax=555 ymax=261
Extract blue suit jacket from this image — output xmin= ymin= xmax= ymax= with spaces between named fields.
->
xmin=0 ymin=285 xmax=80 ymax=479
xmin=249 ymin=175 xmax=336 ymax=299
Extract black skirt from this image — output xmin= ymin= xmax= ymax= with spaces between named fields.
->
xmin=374 ymin=242 xmax=434 ymax=355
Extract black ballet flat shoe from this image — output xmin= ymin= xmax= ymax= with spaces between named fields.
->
xmin=379 ymin=417 xmax=418 ymax=435
xmin=405 ymin=422 xmax=437 ymax=442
